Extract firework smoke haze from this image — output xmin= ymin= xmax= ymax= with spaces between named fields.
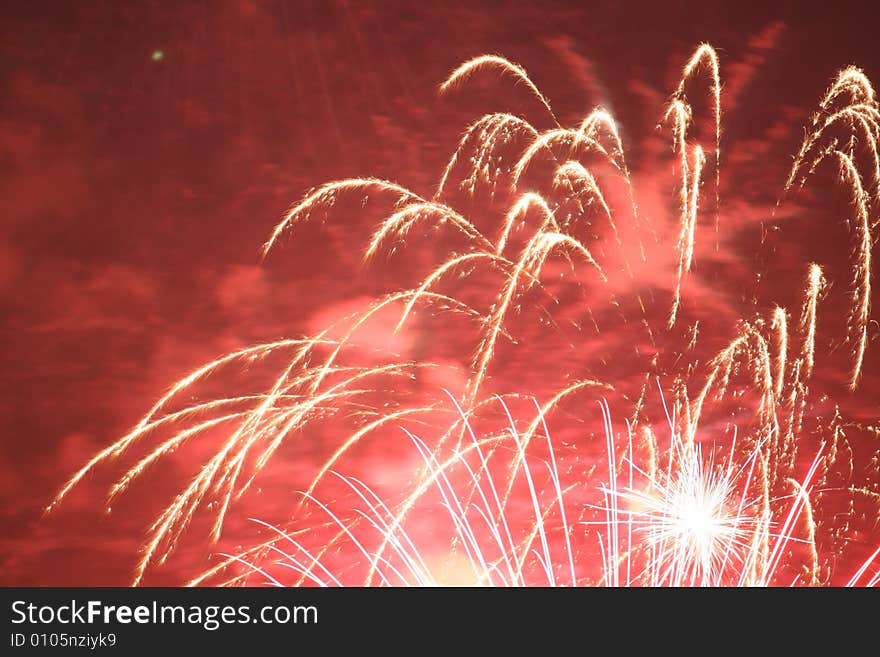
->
xmin=2 ymin=2 xmax=879 ymax=587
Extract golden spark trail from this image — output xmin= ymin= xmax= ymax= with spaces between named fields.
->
xmin=467 ymin=230 xmax=606 ymax=405
xmin=495 ymin=192 xmax=560 ymax=255
xmin=669 ymin=145 xmax=706 ymax=328
xmin=577 ymin=109 xmax=640 ymax=225
xmin=395 ymin=252 xmax=524 ymax=332
xmin=47 ymin=338 xmax=321 ymax=514
xmin=676 ymin=43 xmax=721 ymax=235
xmin=578 ymin=109 xmax=629 ymax=174
xmin=440 ymin=55 xmax=558 ymax=125
xmin=801 ymin=264 xmax=825 ymax=379
xmin=833 ymin=150 xmax=873 ymax=389
xmin=553 ymin=161 xmax=614 ymax=222
xmin=264 ymin=179 xmax=424 ymax=257
xmin=435 ymin=113 xmax=539 ymax=199
xmin=771 ymin=307 xmax=788 ymax=398
xmin=786 ymin=67 xmax=878 ymax=195
xmin=511 ymin=129 xmax=609 ymax=187
xmin=364 ymin=201 xmax=493 ymax=261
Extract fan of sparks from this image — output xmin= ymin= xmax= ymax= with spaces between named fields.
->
xmin=49 ymin=43 xmax=880 ymax=587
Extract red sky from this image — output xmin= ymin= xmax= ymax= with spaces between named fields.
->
xmin=1 ymin=1 xmax=879 ymax=586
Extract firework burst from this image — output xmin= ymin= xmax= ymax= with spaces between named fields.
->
xmin=50 ymin=41 xmax=880 ymax=587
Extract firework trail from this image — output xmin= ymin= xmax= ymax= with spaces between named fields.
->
xmin=50 ymin=43 xmax=879 ymax=586
xmin=783 ymin=67 xmax=879 ymax=389
xmin=439 ymin=55 xmax=559 ymax=125
xmin=192 ymin=396 xmax=833 ymax=588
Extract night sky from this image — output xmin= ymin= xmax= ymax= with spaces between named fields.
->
xmin=2 ymin=1 xmax=879 ymax=586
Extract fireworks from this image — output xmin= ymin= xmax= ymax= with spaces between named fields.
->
xmin=50 ymin=42 xmax=880 ymax=587
xmin=187 ymin=397 xmax=836 ymax=588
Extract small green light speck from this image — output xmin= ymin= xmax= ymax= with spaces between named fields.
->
xmin=151 ymin=50 xmax=164 ymax=62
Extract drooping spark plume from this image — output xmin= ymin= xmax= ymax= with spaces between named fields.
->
xmin=834 ymin=150 xmax=873 ymax=388
xmin=435 ymin=113 xmax=539 ymax=199
xmin=52 ymin=42 xmax=879 ymax=587
xmin=440 ymin=55 xmax=558 ymax=125
xmin=264 ymin=178 xmax=424 ymax=258
xmin=782 ymin=66 xmax=879 ymax=389
xmin=676 ymin=44 xmax=722 ymax=224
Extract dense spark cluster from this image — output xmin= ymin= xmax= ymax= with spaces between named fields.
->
xmin=50 ymin=43 xmax=880 ymax=587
